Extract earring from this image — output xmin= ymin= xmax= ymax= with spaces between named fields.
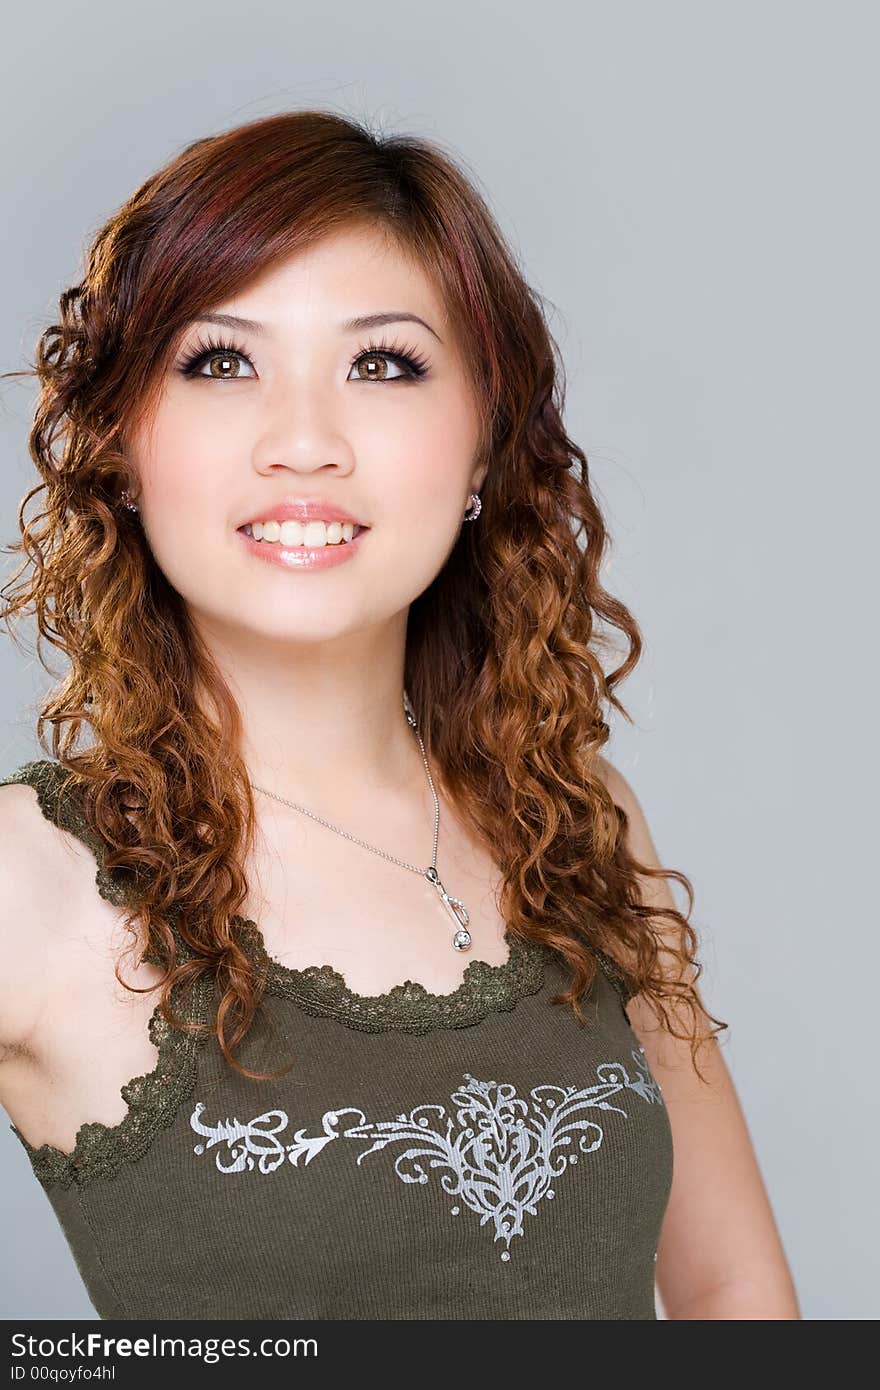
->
xmin=463 ymin=492 xmax=482 ymax=522
xmin=120 ymin=489 xmax=139 ymax=514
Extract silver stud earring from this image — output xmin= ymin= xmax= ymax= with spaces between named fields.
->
xmin=463 ymin=492 xmax=482 ymax=522
xmin=120 ymin=489 xmax=139 ymax=514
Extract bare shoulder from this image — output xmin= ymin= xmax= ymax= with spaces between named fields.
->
xmin=598 ymin=753 xmax=723 ymax=1014
xmin=591 ymin=754 xmax=678 ymax=973
xmin=591 ymin=752 xmax=711 ymax=1035
xmin=593 ymin=753 xmax=648 ymax=828
xmin=0 ymin=780 xmax=78 ymax=1057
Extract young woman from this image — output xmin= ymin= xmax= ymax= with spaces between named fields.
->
xmin=0 ymin=109 xmax=799 ymax=1320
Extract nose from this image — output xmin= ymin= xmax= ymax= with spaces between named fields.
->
xmin=251 ymin=380 xmax=354 ymax=479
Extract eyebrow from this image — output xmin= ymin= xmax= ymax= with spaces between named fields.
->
xmin=191 ymin=310 xmax=443 ymax=343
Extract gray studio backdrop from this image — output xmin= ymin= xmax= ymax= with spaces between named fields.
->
xmin=1 ymin=0 xmax=876 ymax=1321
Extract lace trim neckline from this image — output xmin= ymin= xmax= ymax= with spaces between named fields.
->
xmin=227 ymin=913 xmax=551 ymax=1032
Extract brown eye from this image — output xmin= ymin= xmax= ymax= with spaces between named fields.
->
xmin=178 ymin=339 xmax=257 ymax=379
xmin=349 ymin=352 xmax=407 ymax=382
xmin=202 ymin=351 xmax=254 ymax=379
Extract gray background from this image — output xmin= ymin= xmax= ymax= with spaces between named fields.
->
xmin=1 ymin=0 xmax=876 ymax=1321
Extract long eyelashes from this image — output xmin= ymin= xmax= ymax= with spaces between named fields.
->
xmin=176 ymin=333 xmax=430 ymax=381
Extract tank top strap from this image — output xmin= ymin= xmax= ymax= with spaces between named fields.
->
xmin=0 ymin=758 xmax=189 ymax=966
xmin=591 ymin=945 xmax=635 ymax=1013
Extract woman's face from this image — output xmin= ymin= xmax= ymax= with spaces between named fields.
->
xmin=125 ymin=222 xmax=486 ymax=649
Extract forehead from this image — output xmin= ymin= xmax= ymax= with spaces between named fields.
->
xmin=207 ymin=223 xmax=448 ymax=333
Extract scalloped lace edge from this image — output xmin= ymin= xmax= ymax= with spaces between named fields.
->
xmin=9 ymin=982 xmax=211 ymax=1190
xmin=229 ymin=915 xmax=554 ymax=1033
xmin=0 ymin=760 xmax=209 ymax=1190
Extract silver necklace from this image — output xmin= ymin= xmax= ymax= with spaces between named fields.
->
xmin=248 ymin=690 xmax=473 ymax=952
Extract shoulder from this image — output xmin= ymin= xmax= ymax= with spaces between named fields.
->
xmin=0 ymin=765 xmax=88 ymax=880
xmin=591 ymin=754 xmax=698 ymax=1002
xmin=592 ymin=754 xmax=661 ymax=865
xmin=0 ymin=770 xmax=84 ymax=1055
xmin=593 ymin=752 xmax=631 ymax=804
xmin=0 ymin=771 xmax=69 ymax=888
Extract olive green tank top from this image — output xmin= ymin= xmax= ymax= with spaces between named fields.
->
xmin=1 ymin=759 xmax=673 ymax=1321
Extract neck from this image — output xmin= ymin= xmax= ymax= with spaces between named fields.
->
xmin=191 ymin=612 xmax=426 ymax=809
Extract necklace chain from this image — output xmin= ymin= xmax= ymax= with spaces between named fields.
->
xmin=248 ymin=691 xmax=473 ymax=951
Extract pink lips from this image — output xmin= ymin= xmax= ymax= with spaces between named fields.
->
xmin=236 ymin=520 xmax=369 ymax=571
xmin=239 ymin=499 xmax=367 ymax=527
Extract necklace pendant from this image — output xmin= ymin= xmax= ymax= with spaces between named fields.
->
xmin=446 ymin=896 xmax=473 ymax=952
xmin=425 ymin=867 xmax=473 ymax=952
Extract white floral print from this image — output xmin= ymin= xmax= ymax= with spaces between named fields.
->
xmin=190 ymin=1048 xmax=663 ymax=1261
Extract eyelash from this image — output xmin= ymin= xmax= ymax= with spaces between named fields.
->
xmin=176 ymin=333 xmax=431 ymax=382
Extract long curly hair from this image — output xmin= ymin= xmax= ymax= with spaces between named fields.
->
xmin=0 ymin=108 xmax=726 ymax=1085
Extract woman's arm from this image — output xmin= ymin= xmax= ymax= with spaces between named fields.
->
xmin=595 ymin=757 xmax=801 ymax=1320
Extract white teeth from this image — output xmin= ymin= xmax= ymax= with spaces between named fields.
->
xmin=248 ymin=520 xmax=357 ymax=546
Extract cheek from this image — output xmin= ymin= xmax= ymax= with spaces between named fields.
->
xmin=140 ymin=415 xmax=235 ymax=512
xmin=390 ymin=405 xmax=477 ymax=515
xmin=133 ymin=414 xmax=242 ymax=596
xmin=381 ymin=457 xmax=471 ymax=593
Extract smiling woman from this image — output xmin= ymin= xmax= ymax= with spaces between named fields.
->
xmin=0 ymin=108 xmax=797 ymax=1321
xmin=119 ymin=216 xmax=487 ymax=633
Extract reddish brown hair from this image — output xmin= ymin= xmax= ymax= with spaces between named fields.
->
xmin=0 ymin=109 xmax=725 ymax=1083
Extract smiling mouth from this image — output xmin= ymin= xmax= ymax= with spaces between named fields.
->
xmin=238 ymin=521 xmax=368 ymax=547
